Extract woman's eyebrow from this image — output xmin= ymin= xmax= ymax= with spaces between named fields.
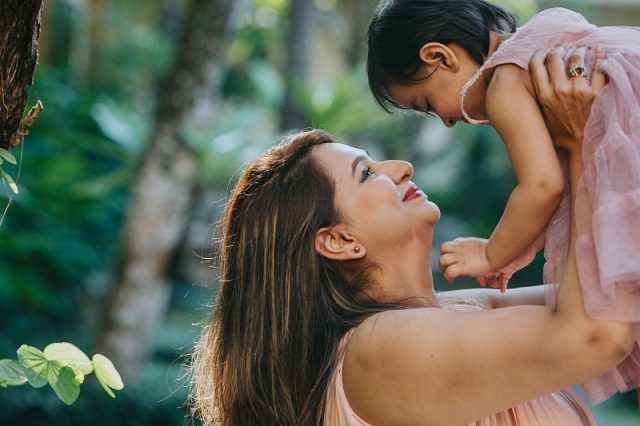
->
xmin=351 ymin=155 xmax=367 ymax=178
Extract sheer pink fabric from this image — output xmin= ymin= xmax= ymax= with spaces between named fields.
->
xmin=460 ymin=7 xmax=640 ymax=403
xmin=324 ymin=328 xmax=594 ymax=425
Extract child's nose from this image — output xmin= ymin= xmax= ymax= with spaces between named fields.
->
xmin=441 ymin=117 xmax=457 ymax=128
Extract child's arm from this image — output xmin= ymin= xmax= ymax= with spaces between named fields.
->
xmin=443 ymin=65 xmax=563 ymax=281
xmin=475 ymin=231 xmax=546 ymax=292
xmin=486 ymin=65 xmax=563 ymax=266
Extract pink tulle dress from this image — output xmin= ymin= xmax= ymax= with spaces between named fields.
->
xmin=459 ymin=7 xmax=640 ymax=404
xmin=324 ymin=328 xmax=595 ymax=425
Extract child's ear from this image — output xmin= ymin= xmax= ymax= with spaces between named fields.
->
xmin=419 ymin=42 xmax=460 ymax=72
xmin=315 ymin=226 xmax=366 ymax=261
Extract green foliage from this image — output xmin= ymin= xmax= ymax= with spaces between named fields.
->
xmin=0 ymin=148 xmax=18 ymax=195
xmin=0 ymin=343 xmax=123 ymax=406
xmin=0 ymin=358 xmax=190 ymax=426
xmin=0 ymin=360 xmax=28 ymax=387
xmin=91 ymin=354 xmax=124 ymax=398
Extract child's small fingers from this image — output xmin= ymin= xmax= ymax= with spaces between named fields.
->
xmin=444 ymin=265 xmax=460 ymax=283
xmin=440 ymin=241 xmax=455 ymax=254
xmin=439 ymin=253 xmax=455 ymax=267
xmin=489 ymin=282 xmax=501 ymax=290
xmin=439 ymin=255 xmax=456 ymax=274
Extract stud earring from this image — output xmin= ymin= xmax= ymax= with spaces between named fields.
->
xmin=354 ymin=246 xmax=361 ymax=253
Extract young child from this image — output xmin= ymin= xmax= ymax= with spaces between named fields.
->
xmin=367 ymin=0 xmax=640 ymax=404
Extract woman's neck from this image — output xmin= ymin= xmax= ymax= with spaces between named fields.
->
xmin=369 ymin=241 xmax=438 ymax=308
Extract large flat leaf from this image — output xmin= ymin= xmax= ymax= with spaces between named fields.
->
xmin=44 ymin=342 xmax=93 ymax=375
xmin=47 ymin=361 xmax=81 ymax=405
xmin=17 ymin=345 xmax=48 ymax=388
xmin=0 ymin=359 xmax=27 ymax=387
xmin=92 ymin=354 xmax=124 ymax=398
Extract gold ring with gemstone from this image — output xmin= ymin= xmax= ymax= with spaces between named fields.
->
xmin=568 ymin=64 xmax=588 ymax=78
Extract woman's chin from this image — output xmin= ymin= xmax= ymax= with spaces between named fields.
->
xmin=421 ymin=201 xmax=441 ymax=225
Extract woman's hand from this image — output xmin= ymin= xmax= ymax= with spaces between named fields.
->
xmin=529 ymin=45 xmax=607 ymax=154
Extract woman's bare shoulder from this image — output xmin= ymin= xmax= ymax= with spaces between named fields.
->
xmin=340 ymin=302 xmax=594 ymax=425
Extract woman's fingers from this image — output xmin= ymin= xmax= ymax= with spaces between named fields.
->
xmin=566 ymin=46 xmax=587 ymax=71
xmin=546 ymin=46 xmax=570 ymax=89
xmin=530 ymin=49 xmax=551 ymax=99
xmin=591 ymin=45 xmax=607 ymax=91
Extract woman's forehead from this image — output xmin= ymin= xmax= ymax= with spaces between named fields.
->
xmin=314 ymin=143 xmax=367 ymax=162
xmin=313 ymin=143 xmax=369 ymax=178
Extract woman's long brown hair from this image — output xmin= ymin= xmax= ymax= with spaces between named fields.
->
xmin=190 ymin=130 xmax=395 ymax=425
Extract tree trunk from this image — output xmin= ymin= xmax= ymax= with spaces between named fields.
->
xmin=95 ymin=0 xmax=234 ymax=382
xmin=0 ymin=0 xmax=42 ymax=150
xmin=280 ymin=0 xmax=316 ymax=131
xmin=342 ymin=0 xmax=377 ymax=68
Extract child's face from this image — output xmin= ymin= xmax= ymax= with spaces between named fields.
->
xmin=387 ymin=44 xmax=487 ymax=127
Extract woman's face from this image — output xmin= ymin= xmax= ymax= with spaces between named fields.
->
xmin=312 ymin=143 xmax=440 ymax=256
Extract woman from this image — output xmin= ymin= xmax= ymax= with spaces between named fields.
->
xmin=190 ymin=49 xmax=635 ymax=425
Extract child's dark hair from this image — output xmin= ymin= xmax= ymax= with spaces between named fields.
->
xmin=367 ymin=0 xmax=516 ymax=112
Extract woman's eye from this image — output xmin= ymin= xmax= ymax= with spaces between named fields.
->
xmin=360 ymin=167 xmax=375 ymax=183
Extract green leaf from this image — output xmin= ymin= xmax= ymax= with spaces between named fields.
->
xmin=0 ymin=148 xmax=17 ymax=165
xmin=0 ymin=359 xmax=28 ymax=387
xmin=92 ymin=354 xmax=124 ymax=398
xmin=17 ymin=345 xmax=48 ymax=388
xmin=1 ymin=168 xmax=18 ymax=194
xmin=44 ymin=342 xmax=93 ymax=375
xmin=47 ymin=361 xmax=81 ymax=405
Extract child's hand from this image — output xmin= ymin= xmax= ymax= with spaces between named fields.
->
xmin=439 ymin=237 xmax=493 ymax=282
xmin=475 ymin=246 xmax=538 ymax=293
xmin=476 ymin=274 xmax=508 ymax=293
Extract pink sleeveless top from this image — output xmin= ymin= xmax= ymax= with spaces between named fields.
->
xmin=324 ymin=328 xmax=595 ymax=425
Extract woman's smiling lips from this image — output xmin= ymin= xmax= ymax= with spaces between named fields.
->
xmin=403 ymin=185 xmax=426 ymax=202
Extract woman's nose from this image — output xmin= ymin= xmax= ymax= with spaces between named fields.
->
xmin=384 ymin=160 xmax=413 ymax=183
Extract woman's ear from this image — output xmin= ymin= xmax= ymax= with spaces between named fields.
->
xmin=418 ymin=42 xmax=459 ymax=72
xmin=315 ymin=226 xmax=366 ymax=260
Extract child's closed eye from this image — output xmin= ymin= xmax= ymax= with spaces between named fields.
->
xmin=412 ymin=102 xmax=436 ymax=118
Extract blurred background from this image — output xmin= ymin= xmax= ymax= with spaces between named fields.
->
xmin=1 ymin=0 xmax=639 ymax=424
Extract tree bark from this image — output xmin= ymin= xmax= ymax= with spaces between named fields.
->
xmin=0 ymin=0 xmax=42 ymax=150
xmin=342 ymin=0 xmax=377 ymax=68
xmin=280 ymin=0 xmax=316 ymax=131
xmin=95 ymin=0 xmax=234 ymax=382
